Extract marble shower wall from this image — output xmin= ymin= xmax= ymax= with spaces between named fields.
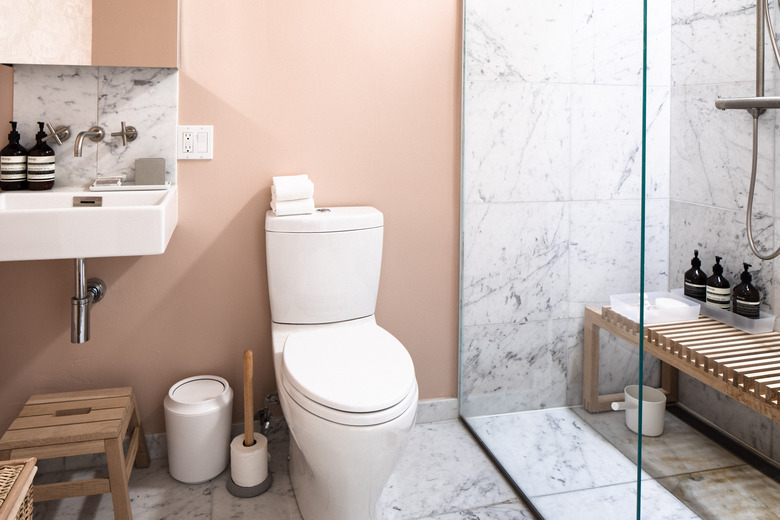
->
xmin=461 ymin=0 xmax=671 ymax=417
xmin=12 ymin=64 xmax=178 ymax=187
xmin=670 ymin=0 xmax=780 ymax=462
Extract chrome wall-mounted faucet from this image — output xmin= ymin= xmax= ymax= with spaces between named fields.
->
xmin=42 ymin=122 xmax=71 ymax=146
xmin=73 ymin=126 xmax=105 ymax=157
xmin=111 ymin=121 xmax=138 ymax=146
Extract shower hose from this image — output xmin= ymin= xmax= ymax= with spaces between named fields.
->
xmin=747 ymin=0 xmax=780 ymax=259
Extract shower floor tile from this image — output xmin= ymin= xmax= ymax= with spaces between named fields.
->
xmin=465 ymin=407 xmax=649 ymax=497
xmin=532 ymin=479 xmax=700 ymax=520
xmin=466 ymin=405 xmax=780 ymax=519
xmin=657 ymin=465 xmax=780 ymax=520
xmin=571 ymin=405 xmax=744 ymax=478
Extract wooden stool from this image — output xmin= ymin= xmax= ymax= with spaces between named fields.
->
xmin=0 ymin=387 xmax=150 ymax=520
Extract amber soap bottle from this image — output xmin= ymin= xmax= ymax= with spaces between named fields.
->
xmin=733 ymin=263 xmax=760 ymax=319
xmin=27 ymin=122 xmax=55 ymax=190
xmin=0 ymin=121 xmax=28 ymax=190
xmin=684 ymin=250 xmax=707 ymax=302
xmin=705 ymin=256 xmax=731 ymax=310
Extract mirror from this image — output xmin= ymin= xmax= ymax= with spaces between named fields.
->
xmin=0 ymin=0 xmax=178 ymax=68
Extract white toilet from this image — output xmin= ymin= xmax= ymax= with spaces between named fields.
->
xmin=265 ymin=206 xmax=418 ymax=520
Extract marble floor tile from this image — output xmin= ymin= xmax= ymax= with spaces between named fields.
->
xmin=32 ymin=459 xmax=214 ymax=520
xmin=418 ymin=499 xmax=535 ymax=520
xmin=466 ymin=408 xmax=642 ymax=497
xmin=31 ymin=420 xmax=526 ymax=520
xmin=378 ymin=421 xmax=520 ymax=519
xmin=657 ymin=465 xmax=780 ymax=520
xmin=532 ymin=479 xmax=700 ymax=520
xmin=571 ymin=406 xmax=744 ymax=478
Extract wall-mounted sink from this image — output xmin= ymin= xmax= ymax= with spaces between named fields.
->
xmin=0 ymin=186 xmax=178 ymax=261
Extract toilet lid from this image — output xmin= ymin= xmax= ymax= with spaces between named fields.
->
xmin=282 ymin=325 xmax=416 ymax=413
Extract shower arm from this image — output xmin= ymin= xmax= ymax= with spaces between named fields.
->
xmin=715 ymin=0 xmax=780 ymax=110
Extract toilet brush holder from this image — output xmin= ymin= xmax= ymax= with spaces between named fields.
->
xmin=227 ymin=350 xmax=273 ymax=498
xmin=227 ymin=432 xmax=273 ymax=497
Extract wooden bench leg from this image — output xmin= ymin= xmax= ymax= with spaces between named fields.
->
xmin=661 ymin=362 xmax=679 ymax=404
xmin=583 ymin=307 xmax=601 ymax=413
xmin=105 ymin=437 xmax=133 ymax=520
xmin=130 ymin=395 xmax=150 ymax=469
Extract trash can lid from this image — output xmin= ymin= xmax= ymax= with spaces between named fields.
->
xmin=164 ymin=375 xmax=233 ymax=416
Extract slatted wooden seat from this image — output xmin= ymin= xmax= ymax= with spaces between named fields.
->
xmin=584 ymin=306 xmax=780 ymax=423
xmin=0 ymin=387 xmax=150 ymax=520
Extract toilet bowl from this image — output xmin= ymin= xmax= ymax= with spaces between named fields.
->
xmin=265 ymin=207 xmax=419 ymax=520
xmin=272 ymin=319 xmax=417 ymax=520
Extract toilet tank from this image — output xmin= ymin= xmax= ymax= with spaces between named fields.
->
xmin=265 ymin=207 xmax=384 ymax=324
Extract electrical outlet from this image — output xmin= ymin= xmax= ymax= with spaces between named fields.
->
xmin=182 ymin=132 xmax=194 ymax=153
xmin=178 ymin=125 xmax=213 ymax=160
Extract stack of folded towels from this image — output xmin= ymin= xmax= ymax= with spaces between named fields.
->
xmin=270 ymin=174 xmax=315 ymax=216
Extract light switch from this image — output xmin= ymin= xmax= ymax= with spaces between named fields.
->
xmin=196 ymin=132 xmax=209 ymax=154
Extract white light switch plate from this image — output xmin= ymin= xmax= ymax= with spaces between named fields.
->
xmin=178 ymin=125 xmax=213 ymax=160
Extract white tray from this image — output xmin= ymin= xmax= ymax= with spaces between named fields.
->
xmin=89 ymin=181 xmax=170 ymax=191
xmin=610 ymin=291 xmax=700 ymax=325
xmin=671 ymin=288 xmax=775 ymax=334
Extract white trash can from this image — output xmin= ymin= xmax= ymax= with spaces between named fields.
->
xmin=164 ymin=375 xmax=233 ymax=483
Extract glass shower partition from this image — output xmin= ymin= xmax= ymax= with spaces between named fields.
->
xmin=458 ymin=1 xmax=674 ymax=517
xmin=461 ymin=1 xmax=780 ymax=518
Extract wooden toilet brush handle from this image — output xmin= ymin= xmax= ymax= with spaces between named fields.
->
xmin=243 ymin=349 xmax=255 ymax=447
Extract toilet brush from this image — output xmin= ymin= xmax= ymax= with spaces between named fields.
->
xmin=227 ymin=349 xmax=273 ymax=497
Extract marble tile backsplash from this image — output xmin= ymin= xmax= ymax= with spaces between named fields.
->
xmin=12 ymin=64 xmax=178 ymax=187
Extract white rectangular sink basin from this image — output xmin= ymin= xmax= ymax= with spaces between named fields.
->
xmin=0 ymin=185 xmax=178 ymax=261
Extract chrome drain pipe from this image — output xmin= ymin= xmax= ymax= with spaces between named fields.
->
xmin=71 ymin=258 xmax=107 ymax=343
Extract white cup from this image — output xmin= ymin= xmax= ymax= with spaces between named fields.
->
xmin=610 ymin=385 xmax=666 ymax=437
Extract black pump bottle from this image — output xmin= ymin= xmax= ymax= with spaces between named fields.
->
xmin=0 ymin=121 xmax=28 ymax=190
xmin=733 ymin=263 xmax=761 ymax=318
xmin=27 ymin=122 xmax=55 ymax=190
xmin=684 ymin=250 xmax=707 ymax=302
xmin=706 ymin=256 xmax=731 ymax=310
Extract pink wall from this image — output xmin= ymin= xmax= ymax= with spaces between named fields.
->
xmin=0 ymin=1 xmax=461 ymax=434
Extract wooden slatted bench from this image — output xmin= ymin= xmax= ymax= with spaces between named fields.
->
xmin=0 ymin=387 xmax=150 ymax=520
xmin=583 ymin=306 xmax=780 ymax=423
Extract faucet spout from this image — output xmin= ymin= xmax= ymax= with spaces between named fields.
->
xmin=73 ymin=126 xmax=105 ymax=157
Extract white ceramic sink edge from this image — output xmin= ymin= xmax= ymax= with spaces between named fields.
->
xmin=0 ymin=185 xmax=178 ymax=261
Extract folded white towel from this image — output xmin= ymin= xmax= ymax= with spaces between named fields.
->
xmin=271 ymin=197 xmax=315 ymax=216
xmin=272 ymin=174 xmax=314 ymax=201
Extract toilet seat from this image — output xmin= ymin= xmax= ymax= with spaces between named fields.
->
xmin=282 ymin=324 xmax=417 ymax=426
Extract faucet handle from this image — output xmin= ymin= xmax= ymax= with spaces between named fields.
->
xmin=110 ymin=122 xmax=138 ymax=146
xmin=42 ymin=122 xmax=71 ymax=146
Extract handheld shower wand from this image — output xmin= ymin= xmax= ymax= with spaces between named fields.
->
xmin=743 ymin=0 xmax=780 ymax=259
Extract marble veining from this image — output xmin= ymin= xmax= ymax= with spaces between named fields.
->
xmin=532 ymin=480 xmax=701 ymax=520
xmin=12 ymin=64 xmax=177 ymax=188
xmin=470 ymin=406 xmax=780 ymax=519
xmin=462 ymin=0 xmax=673 ymax=421
xmin=462 ymin=81 xmax=572 ymax=204
xmin=461 ymin=320 xmax=570 ymax=416
xmin=31 ymin=420 xmax=529 ymax=520
xmin=466 ymin=408 xmax=644 ymax=498
xmin=462 ymin=202 xmax=570 ymax=327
